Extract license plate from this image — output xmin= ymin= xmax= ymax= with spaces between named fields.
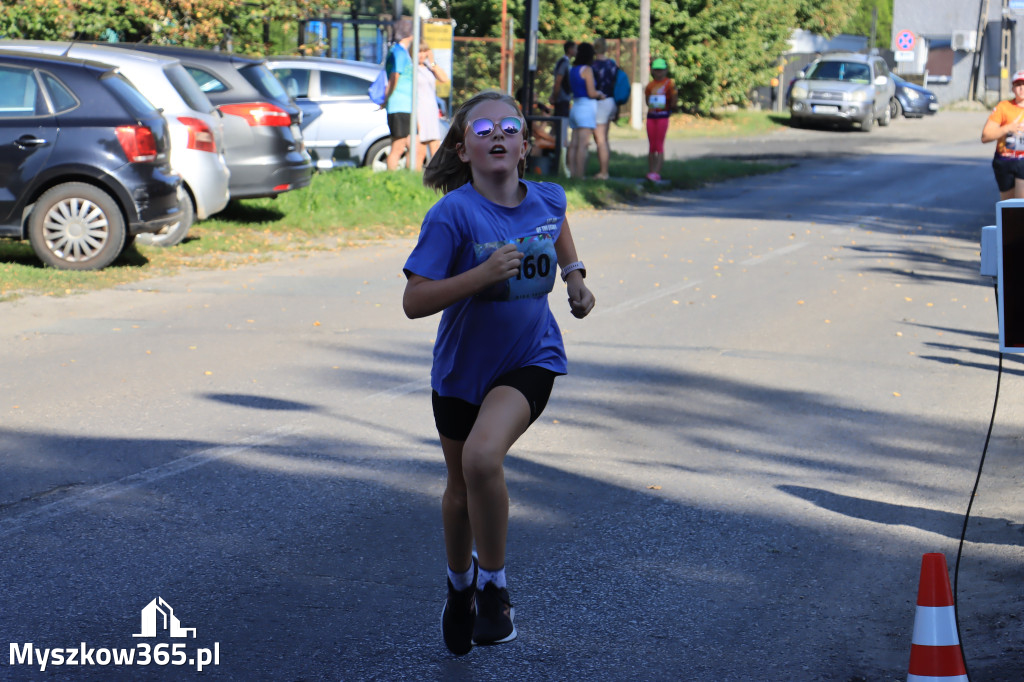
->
xmin=812 ymin=105 xmax=840 ymax=114
xmin=928 ymin=103 xmax=939 ymax=111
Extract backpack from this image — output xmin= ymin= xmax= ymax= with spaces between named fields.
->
xmin=368 ymin=69 xmax=387 ymax=106
xmin=613 ymin=67 xmax=631 ymax=105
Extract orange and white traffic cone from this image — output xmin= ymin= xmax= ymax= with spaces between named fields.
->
xmin=907 ymin=553 xmax=968 ymax=682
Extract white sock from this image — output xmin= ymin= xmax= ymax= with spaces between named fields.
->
xmin=447 ymin=563 xmax=475 ymax=592
xmin=477 ymin=566 xmax=506 ymax=590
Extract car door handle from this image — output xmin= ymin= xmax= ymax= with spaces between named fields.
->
xmin=15 ymin=135 xmax=48 ymax=148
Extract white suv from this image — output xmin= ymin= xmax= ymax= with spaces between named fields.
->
xmin=789 ymin=52 xmax=895 ymax=132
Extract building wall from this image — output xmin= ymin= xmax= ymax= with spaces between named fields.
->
xmin=893 ymin=0 xmax=1013 ymax=104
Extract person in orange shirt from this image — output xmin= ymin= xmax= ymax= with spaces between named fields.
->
xmin=644 ymin=58 xmax=677 ymax=182
xmin=982 ymin=69 xmax=1024 ymax=200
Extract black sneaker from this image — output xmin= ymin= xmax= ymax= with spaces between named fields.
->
xmin=472 ymin=582 xmax=517 ymax=645
xmin=440 ymin=558 xmax=477 ymax=656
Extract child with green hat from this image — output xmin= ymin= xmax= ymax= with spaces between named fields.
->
xmin=644 ymin=58 xmax=677 ymax=182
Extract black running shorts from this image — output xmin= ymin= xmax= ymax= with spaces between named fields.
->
xmin=432 ymin=366 xmax=558 ymax=442
xmin=992 ymin=155 xmax=1024 ymax=192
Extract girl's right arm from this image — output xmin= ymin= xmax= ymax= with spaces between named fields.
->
xmin=982 ymin=109 xmax=1018 ymax=143
xmin=403 ymin=244 xmax=523 ymax=319
xmin=982 ymin=116 xmax=1011 ymax=143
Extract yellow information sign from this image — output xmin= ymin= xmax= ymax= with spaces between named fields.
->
xmin=423 ymin=20 xmax=454 ymax=99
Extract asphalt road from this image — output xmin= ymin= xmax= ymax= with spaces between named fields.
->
xmin=1 ymin=111 xmax=1021 ymax=681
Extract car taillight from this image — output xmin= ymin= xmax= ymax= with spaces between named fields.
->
xmin=115 ymin=125 xmax=158 ymax=163
xmin=219 ymin=102 xmax=291 ymax=127
xmin=178 ymin=116 xmax=217 ymax=153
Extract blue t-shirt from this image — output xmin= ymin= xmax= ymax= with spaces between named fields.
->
xmin=404 ymin=181 xmax=569 ymax=404
xmin=385 ymin=43 xmax=413 ymax=114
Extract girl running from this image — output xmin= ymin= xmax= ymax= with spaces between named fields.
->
xmin=403 ymin=90 xmax=595 ymax=655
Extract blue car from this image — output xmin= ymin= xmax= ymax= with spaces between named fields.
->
xmin=890 ymin=74 xmax=939 ymax=119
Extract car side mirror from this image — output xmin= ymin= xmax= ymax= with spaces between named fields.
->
xmin=874 ymin=75 xmax=888 ymax=86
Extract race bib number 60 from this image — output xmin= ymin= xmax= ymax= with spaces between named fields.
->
xmin=474 ymin=234 xmax=557 ymax=301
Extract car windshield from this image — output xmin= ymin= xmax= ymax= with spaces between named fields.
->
xmin=806 ymin=61 xmax=871 ymax=84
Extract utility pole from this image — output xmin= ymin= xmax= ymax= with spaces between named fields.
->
xmin=969 ymin=0 xmax=990 ymax=101
xmin=1002 ymin=0 xmax=1012 ymax=101
xmin=632 ymin=0 xmax=649 ymax=130
xmin=520 ymin=0 xmax=539 ymax=119
xmin=869 ymin=7 xmax=877 ymax=50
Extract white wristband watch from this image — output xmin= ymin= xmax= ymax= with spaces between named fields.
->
xmin=560 ymin=261 xmax=586 ymax=281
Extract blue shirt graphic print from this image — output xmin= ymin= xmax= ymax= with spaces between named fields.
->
xmin=403 ymin=181 xmax=569 ymax=404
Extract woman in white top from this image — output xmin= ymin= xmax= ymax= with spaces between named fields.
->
xmin=415 ymin=42 xmax=449 ymax=170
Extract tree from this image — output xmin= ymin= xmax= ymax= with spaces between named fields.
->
xmin=841 ymin=0 xmax=893 ymax=49
xmin=794 ymin=0 xmax=858 ymax=37
xmin=0 ymin=0 xmax=336 ymax=55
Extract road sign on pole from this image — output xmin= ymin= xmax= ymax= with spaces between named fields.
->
xmin=895 ymin=30 xmax=916 ymax=51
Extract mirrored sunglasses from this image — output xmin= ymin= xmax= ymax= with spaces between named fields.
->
xmin=469 ymin=116 xmax=523 ymax=137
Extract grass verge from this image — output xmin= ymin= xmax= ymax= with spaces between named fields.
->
xmin=0 ymin=118 xmax=787 ymax=301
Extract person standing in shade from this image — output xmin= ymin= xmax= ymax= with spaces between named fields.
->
xmin=550 ymin=40 xmax=576 ymax=118
xmin=590 ymin=37 xmax=618 ymax=180
xmin=567 ymin=42 xmax=607 ymax=180
xmin=404 ymin=91 xmax=595 ymax=655
xmin=415 ymin=41 xmax=448 ymax=170
xmin=644 ymin=58 xmax=676 ymax=182
xmin=384 ymin=17 xmax=415 ymax=171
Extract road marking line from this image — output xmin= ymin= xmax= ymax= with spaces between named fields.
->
xmin=741 ymin=242 xmax=808 ymax=265
xmin=368 ymin=378 xmax=432 ymax=401
xmin=0 ymin=425 xmax=301 ymax=538
xmin=595 ymin=280 xmax=701 ymax=316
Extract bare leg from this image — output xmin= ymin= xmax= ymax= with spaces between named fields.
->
xmin=439 ymin=435 xmax=474 ymax=573
xmin=568 ymin=128 xmax=583 ymax=178
xmin=594 ymin=123 xmax=610 ymax=179
xmin=461 ymin=386 xmax=531 ymax=572
xmin=413 ymin=139 xmax=428 ymax=171
xmin=386 ymin=135 xmax=409 ymax=171
xmin=1013 ymin=177 xmax=1024 ymax=199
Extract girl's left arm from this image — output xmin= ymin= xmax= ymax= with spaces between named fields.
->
xmin=554 ymin=218 xmax=596 ymax=319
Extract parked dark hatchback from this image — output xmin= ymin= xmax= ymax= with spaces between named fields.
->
xmin=890 ymin=74 xmax=939 ymax=119
xmin=0 ymin=51 xmax=181 ymax=270
xmin=111 ymin=44 xmax=313 ymax=199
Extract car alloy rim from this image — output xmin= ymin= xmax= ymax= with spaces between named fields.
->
xmin=42 ymin=197 xmax=109 ymax=262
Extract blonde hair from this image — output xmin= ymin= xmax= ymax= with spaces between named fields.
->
xmin=423 ymin=91 xmax=527 ymax=194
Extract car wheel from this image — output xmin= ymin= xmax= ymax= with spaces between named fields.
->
xmin=859 ymin=112 xmax=874 ymax=132
xmin=364 ymin=138 xmax=414 ymax=172
xmin=136 ymin=189 xmax=194 ymax=248
xmin=366 ymin=138 xmax=392 ymax=172
xmin=878 ymin=101 xmax=891 ymax=127
xmin=893 ymin=98 xmax=904 ymax=118
xmin=28 ymin=182 xmax=126 ymax=270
